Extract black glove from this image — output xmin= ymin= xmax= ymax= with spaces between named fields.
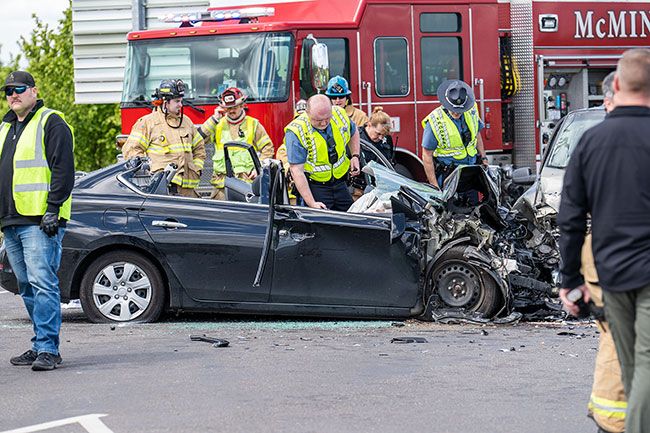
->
xmin=40 ymin=212 xmax=59 ymax=237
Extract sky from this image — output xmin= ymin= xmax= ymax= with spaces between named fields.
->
xmin=0 ymin=0 xmax=70 ymax=65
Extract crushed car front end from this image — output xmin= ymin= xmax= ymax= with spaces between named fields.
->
xmin=362 ymin=162 xmax=562 ymax=322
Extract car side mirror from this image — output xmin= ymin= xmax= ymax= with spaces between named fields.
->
xmin=307 ymin=34 xmax=329 ymax=92
xmin=511 ymin=167 xmax=536 ymax=185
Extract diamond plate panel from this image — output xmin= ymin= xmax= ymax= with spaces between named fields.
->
xmin=510 ymin=0 xmax=536 ymax=170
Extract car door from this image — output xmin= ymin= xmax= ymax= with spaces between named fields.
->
xmin=139 ymin=196 xmax=272 ymax=302
xmin=269 ymin=207 xmax=420 ymax=307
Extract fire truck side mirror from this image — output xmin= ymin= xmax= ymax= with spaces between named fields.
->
xmin=310 ymin=42 xmax=330 ymax=92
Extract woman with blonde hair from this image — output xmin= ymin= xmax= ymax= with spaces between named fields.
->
xmin=350 ymin=107 xmax=396 ymax=200
xmin=359 ymin=107 xmax=394 ymax=164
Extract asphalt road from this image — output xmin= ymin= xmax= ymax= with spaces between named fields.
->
xmin=0 ymin=288 xmax=600 ymax=433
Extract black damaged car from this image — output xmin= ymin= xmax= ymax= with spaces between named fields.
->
xmin=0 ymin=143 xmax=547 ymax=323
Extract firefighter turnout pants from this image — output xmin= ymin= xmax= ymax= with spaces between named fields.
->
xmin=588 ymin=283 xmax=627 ymax=433
xmin=582 ymin=237 xmax=627 ymax=433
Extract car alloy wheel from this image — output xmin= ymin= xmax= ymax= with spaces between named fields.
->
xmin=92 ymin=261 xmax=152 ymax=321
xmin=80 ymin=250 xmax=165 ymax=323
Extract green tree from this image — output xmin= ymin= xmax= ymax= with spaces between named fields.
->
xmin=0 ymin=48 xmax=20 ymax=114
xmin=16 ymin=3 xmax=121 ymax=171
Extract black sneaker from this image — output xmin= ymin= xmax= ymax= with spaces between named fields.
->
xmin=10 ymin=349 xmax=38 ymax=366
xmin=31 ymin=352 xmax=62 ymax=371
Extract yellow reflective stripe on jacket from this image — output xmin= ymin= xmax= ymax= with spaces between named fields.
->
xmin=129 ymin=131 xmax=150 ymax=150
xmin=257 ymin=134 xmax=272 ymax=149
xmin=422 ymin=105 xmax=479 ymax=160
xmin=147 ymin=142 xmax=193 ymax=155
xmin=0 ymin=107 xmax=73 ymax=220
xmin=211 ymin=172 xmax=226 ymax=188
xmin=588 ymin=394 xmax=627 ymax=419
xmin=198 ymin=115 xmax=219 ymax=140
xmin=172 ymin=173 xmax=200 ymax=188
xmin=191 ymin=132 xmax=206 ymax=171
xmin=193 ymin=158 xmax=205 ymax=170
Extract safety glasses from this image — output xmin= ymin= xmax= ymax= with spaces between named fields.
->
xmin=4 ymin=86 xmax=29 ymax=97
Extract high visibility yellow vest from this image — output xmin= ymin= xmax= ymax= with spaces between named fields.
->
xmin=0 ymin=107 xmax=73 ymax=220
xmin=284 ymin=106 xmax=351 ymax=183
xmin=422 ymin=104 xmax=479 ymax=160
xmin=212 ymin=116 xmax=260 ymax=175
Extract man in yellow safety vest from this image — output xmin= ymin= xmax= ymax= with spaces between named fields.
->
xmin=0 ymin=70 xmax=75 ymax=371
xmin=421 ymin=80 xmax=488 ymax=189
xmin=284 ymin=94 xmax=360 ymax=211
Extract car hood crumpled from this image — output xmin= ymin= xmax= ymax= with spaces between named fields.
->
xmin=352 ymin=161 xmax=563 ymax=323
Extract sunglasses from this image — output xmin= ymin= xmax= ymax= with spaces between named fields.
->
xmin=5 ymin=86 xmax=29 ymax=97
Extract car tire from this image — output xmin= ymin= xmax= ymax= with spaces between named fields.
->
xmin=79 ymin=251 xmax=165 ymax=323
xmin=428 ymin=245 xmax=503 ymax=317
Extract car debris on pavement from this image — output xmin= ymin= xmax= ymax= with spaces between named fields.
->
xmin=190 ymin=334 xmax=230 ymax=347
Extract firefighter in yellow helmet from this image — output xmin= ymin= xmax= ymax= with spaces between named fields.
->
xmin=123 ymin=79 xmax=206 ymax=197
xmin=198 ymin=87 xmax=273 ymax=200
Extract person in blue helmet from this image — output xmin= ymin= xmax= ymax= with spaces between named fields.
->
xmin=325 ymin=76 xmax=368 ymax=127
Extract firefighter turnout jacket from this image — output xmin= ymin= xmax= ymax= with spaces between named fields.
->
xmin=123 ymin=110 xmax=206 ymax=190
xmin=582 ymin=234 xmax=627 ymax=433
xmin=199 ymin=115 xmax=273 ymax=188
xmin=345 ymin=105 xmax=368 ymax=128
xmin=421 ymin=104 xmax=480 ymax=160
xmin=284 ymin=106 xmax=352 ymax=183
xmin=0 ymin=106 xmax=73 ymax=220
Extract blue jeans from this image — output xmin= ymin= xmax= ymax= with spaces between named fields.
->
xmin=2 ymin=225 xmax=65 ymax=355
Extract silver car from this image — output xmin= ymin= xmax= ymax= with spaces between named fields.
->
xmin=515 ymin=107 xmax=607 ymax=221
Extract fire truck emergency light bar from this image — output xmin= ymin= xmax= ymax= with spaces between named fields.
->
xmin=160 ymin=7 xmax=275 ymax=24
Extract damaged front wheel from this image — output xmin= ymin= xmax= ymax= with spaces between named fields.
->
xmin=424 ymin=245 xmax=504 ymax=319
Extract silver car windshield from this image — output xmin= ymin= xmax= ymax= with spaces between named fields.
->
xmin=123 ymin=32 xmax=293 ymax=103
xmin=545 ymin=109 xmax=606 ymax=169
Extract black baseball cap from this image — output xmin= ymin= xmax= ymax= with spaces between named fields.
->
xmin=1 ymin=71 xmax=36 ymax=90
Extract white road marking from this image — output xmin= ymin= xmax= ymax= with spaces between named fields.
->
xmin=0 ymin=414 xmax=113 ymax=433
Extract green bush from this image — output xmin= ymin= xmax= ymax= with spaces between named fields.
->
xmin=1 ymin=3 xmax=121 ymax=171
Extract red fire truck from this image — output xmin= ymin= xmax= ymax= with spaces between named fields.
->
xmin=119 ymin=0 xmax=650 ymax=177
